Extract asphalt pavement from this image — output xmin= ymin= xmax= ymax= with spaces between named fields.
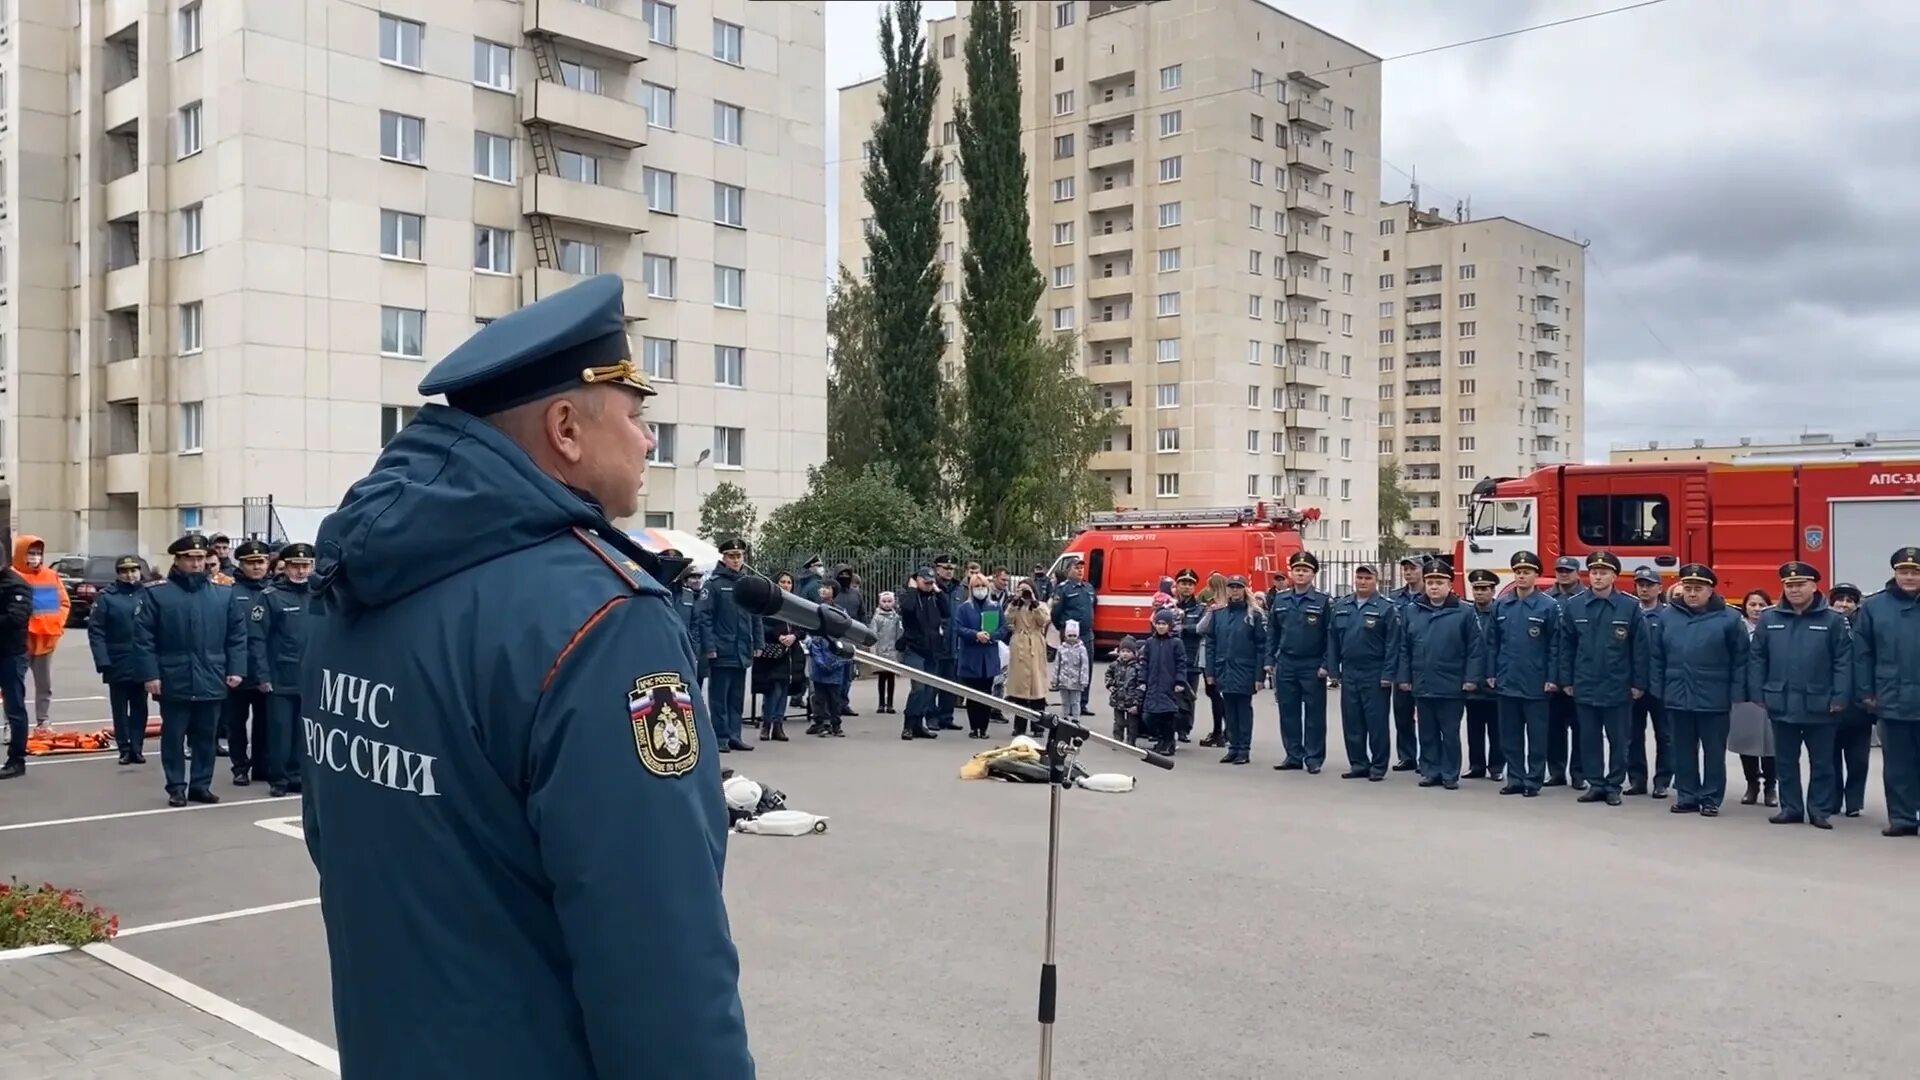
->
xmin=4 ymin=628 xmax=1920 ymax=1077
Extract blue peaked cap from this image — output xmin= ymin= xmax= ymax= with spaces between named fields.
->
xmin=418 ymin=273 xmax=651 ymax=415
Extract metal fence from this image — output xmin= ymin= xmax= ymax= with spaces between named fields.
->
xmin=749 ymin=545 xmax=1063 ymax=598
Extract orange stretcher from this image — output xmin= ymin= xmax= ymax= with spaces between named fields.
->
xmin=26 ymin=729 xmax=114 ymax=755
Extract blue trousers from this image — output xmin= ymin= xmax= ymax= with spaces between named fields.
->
xmin=159 ymin=698 xmax=222 ymax=794
xmin=1391 ymin=687 xmax=1417 ymax=767
xmin=1497 ymin=697 xmax=1550 ymax=792
xmin=1881 ymin=720 xmax=1920 ymax=830
xmin=1466 ymin=699 xmax=1504 ymax=775
xmin=266 ymin=694 xmax=303 ymax=790
xmin=1668 ymin=708 xmax=1730 ymax=810
xmin=1415 ymin=697 xmax=1463 ymax=783
xmin=1221 ymin=692 xmax=1254 ymax=755
xmin=1339 ymin=679 xmax=1390 ymax=777
xmin=1576 ymin=702 xmax=1630 ymax=794
xmin=902 ymin=651 xmax=937 ymax=725
xmin=1628 ymin=693 xmax=1673 ymax=789
xmin=2 ymin=653 xmax=28 ymax=766
xmin=109 ymin=681 xmax=149 ymax=757
xmin=1273 ymin=667 xmax=1327 ymax=767
xmin=1548 ymin=692 xmax=1584 ymax=782
xmin=1835 ymin=720 xmax=1873 ymax=816
xmin=935 ymin=657 xmax=958 ymax=723
xmin=706 ymin=665 xmax=746 ymax=744
xmin=761 ymin=678 xmax=791 ymax=731
xmin=1773 ymin=719 xmax=1837 ymax=822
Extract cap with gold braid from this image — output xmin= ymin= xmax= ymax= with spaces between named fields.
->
xmin=1893 ymin=546 xmax=1920 ymax=571
xmin=1677 ymin=563 xmax=1717 ymax=587
xmin=1778 ymin=561 xmax=1820 ymax=584
xmin=1288 ymin=551 xmax=1320 ymax=572
xmin=167 ymin=533 xmax=209 ymax=557
xmin=418 ymin=274 xmax=651 ymax=415
xmin=1586 ymin=550 xmax=1623 ymax=573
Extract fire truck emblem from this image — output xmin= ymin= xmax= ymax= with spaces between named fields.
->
xmin=1804 ymin=527 xmax=1825 ymax=552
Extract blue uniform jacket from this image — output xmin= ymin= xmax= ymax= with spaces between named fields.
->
xmin=226 ymin=575 xmax=272 ymax=686
xmin=1396 ymin=594 xmax=1478 ymax=699
xmin=1176 ymin=596 xmax=1206 ymax=669
xmin=1557 ymin=589 xmax=1650 ymax=706
xmin=1052 ymin=579 xmax=1095 ymax=637
xmin=249 ymin=579 xmax=313 ymax=697
xmin=1648 ymin=594 xmax=1748 ymax=712
xmin=694 ymin=564 xmax=762 ymax=670
xmin=953 ymin=598 xmax=1003 ymax=682
xmin=300 ymin=404 xmax=750 ymax=1079
xmin=1140 ymin=631 xmax=1187 ymax=714
xmin=1464 ymin=604 xmax=1496 ymax=700
xmin=1325 ymin=593 xmax=1397 ymax=680
xmin=1267 ymin=587 xmax=1332 ymax=675
xmin=131 ymin=570 xmax=248 ymax=701
xmin=1854 ymin=582 xmax=1920 ymax=721
xmin=1484 ymin=588 xmax=1561 ymax=700
xmin=1205 ymin=601 xmax=1268 ymax=696
xmin=86 ymin=581 xmax=148 ymax=683
xmin=1748 ymin=595 xmax=1851 ymax=724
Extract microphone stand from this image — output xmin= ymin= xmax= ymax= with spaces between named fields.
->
xmin=828 ymin=640 xmax=1174 ymax=1080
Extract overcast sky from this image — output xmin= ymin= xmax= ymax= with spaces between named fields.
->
xmin=822 ymin=0 xmax=1920 ymax=461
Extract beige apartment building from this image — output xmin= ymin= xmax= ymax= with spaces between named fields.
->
xmin=1376 ymin=201 xmax=1584 ymax=550
xmin=1611 ymin=432 xmax=1920 ymax=464
xmin=0 ymin=0 xmax=826 ymax=557
xmin=837 ymin=0 xmax=1384 ymax=548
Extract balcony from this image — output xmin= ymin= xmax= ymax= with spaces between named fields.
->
xmin=105 ymin=358 xmax=143 ymax=402
xmin=1286 ymin=362 xmax=1329 ymax=387
xmin=523 ymin=0 xmax=648 ymax=64
xmin=1284 ymin=273 xmax=1327 ymax=302
xmin=1087 ymin=137 xmax=1135 ymax=171
xmin=1287 ymin=98 xmax=1333 ymax=132
xmin=520 ymin=173 xmax=648 ymax=233
xmin=521 ymin=79 xmax=649 ymax=149
xmin=1287 ymin=69 xmax=1330 ymax=92
xmin=1284 ymin=319 xmax=1325 ymax=344
xmin=1087 ymin=184 xmax=1134 ymax=213
xmin=103 ymin=265 xmax=145 ymax=310
xmin=521 ymin=267 xmax=645 ymax=321
xmin=103 ymin=81 xmax=141 ymax=133
xmin=1533 ymin=361 xmax=1562 ymax=381
xmin=1084 ymin=317 xmax=1133 ymax=344
xmin=1085 ymin=273 xmax=1134 ymax=300
xmin=1533 ymin=335 xmax=1562 ymax=356
xmin=1284 ymin=186 xmax=1330 ymax=218
xmin=1286 ymin=406 xmax=1330 ymax=430
xmin=1403 ymin=476 xmax=1442 ymax=493
xmin=105 ymin=453 xmax=144 ymax=495
xmin=1087 ymin=89 xmax=1137 ymax=124
xmin=1087 ymin=229 xmax=1135 ymax=257
xmin=1286 ymin=142 xmax=1331 ymax=174
xmin=1534 ymin=390 xmax=1561 ymax=410
xmin=1089 ymin=450 xmax=1134 ymax=473
xmin=1534 ymin=420 xmax=1561 ymax=439
xmin=1534 ymin=305 xmax=1562 ymax=329
xmin=104 ymin=172 xmax=148 ymax=220
xmin=1286 ymin=449 xmax=1330 ymax=473
xmin=1405 ymin=305 xmax=1443 ymax=325
xmin=1284 ymin=232 xmax=1328 ymax=260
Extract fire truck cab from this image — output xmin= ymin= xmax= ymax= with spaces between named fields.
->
xmin=1050 ymin=503 xmax=1315 ymax=651
xmin=1456 ymin=459 xmax=1920 ymax=601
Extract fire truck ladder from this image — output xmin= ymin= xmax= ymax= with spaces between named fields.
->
xmin=523 ymin=34 xmax=561 ymax=272
xmin=1086 ymin=503 xmax=1302 ymax=528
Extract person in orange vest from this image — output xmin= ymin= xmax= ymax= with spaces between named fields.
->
xmin=12 ymin=534 xmax=70 ymax=730
xmin=0 ymin=529 xmax=35 ymax=780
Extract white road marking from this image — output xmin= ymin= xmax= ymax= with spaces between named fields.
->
xmin=0 ymin=796 xmax=277 ymax=832
xmin=19 ymin=750 xmax=124 ymax=766
xmin=117 ymin=897 xmax=321 ymax=939
xmin=254 ymin=817 xmax=306 ymax=841
xmin=52 ymin=695 xmax=107 ymax=703
xmin=0 ymin=943 xmax=73 ymax=963
xmin=84 ymin=943 xmax=340 ymax=1074
xmin=48 ymin=716 xmax=116 ymax=728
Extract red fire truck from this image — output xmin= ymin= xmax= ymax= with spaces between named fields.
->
xmin=1049 ymin=504 xmax=1316 ymax=649
xmin=1454 ymin=457 xmax=1920 ymax=601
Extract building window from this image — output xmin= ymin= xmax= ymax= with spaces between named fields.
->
xmin=560 ymin=60 xmax=602 ymax=95
xmin=1156 ymin=292 xmax=1180 ymax=317
xmin=1158 ymin=110 xmax=1182 ymax=137
xmin=1458 ymin=321 xmax=1477 ymax=337
xmin=1156 ymin=428 xmax=1179 ymax=452
xmin=940 ymin=242 xmax=954 ymax=263
xmin=1379 ymin=328 xmax=1395 ymax=344
xmin=179 ymin=301 xmax=203 ymax=355
xmin=1342 ymin=189 xmax=1355 ymax=213
xmin=714 ymin=345 xmax=744 ymax=387
xmin=1249 ymin=114 xmax=1264 ymax=141
xmin=1053 ymin=133 xmax=1075 ymax=159
xmin=380 ymin=307 xmax=424 ymax=358
xmin=1458 ymin=349 xmax=1476 ymax=366
xmin=1340 ymin=438 xmax=1352 ymax=459
xmin=177 ymin=101 xmax=203 ymax=158
xmin=1159 ymin=64 xmax=1182 ymax=91
xmin=1158 ymin=156 xmax=1182 ymax=182
xmin=1052 ymin=222 xmax=1074 ymax=245
xmin=1157 ymin=248 xmax=1181 ymax=272
xmin=473 ymin=40 xmax=512 ymax=90
xmin=1343 ymin=148 xmax=1355 ymax=171
xmin=641 ymin=169 xmax=680 ymax=214
xmin=1157 ymin=202 xmax=1181 ymax=227
xmin=1055 ymin=1 xmax=1075 ymax=28
xmin=1341 ymin=479 xmax=1353 ymax=500
xmin=648 ymin=423 xmax=677 ymax=464
xmin=1053 ymin=177 xmax=1075 ymax=201
xmin=1054 ymin=91 xmax=1075 ymax=116
xmin=1246 ymin=386 xmax=1261 ymax=408
xmin=1457 ymin=466 xmax=1477 ymax=481
xmin=1459 ymin=264 xmax=1477 ymax=280
xmin=714 ymin=265 xmax=744 ymax=308
xmin=1052 ymin=265 xmax=1074 ymax=288
xmin=642 ymin=83 xmax=676 ymax=129
xmin=177 ymin=2 xmax=202 ymax=57
xmin=714 ymin=182 xmax=745 ymax=227
xmin=1247 ymin=295 xmax=1262 ymax=319
xmin=1053 ymin=307 xmax=1074 ymax=331
xmin=1379 ymin=272 xmax=1395 ymax=289
xmin=1458 ymin=436 xmax=1476 ymax=452
xmin=380 ymin=111 xmax=424 ymax=164
xmin=1458 ymin=378 xmax=1476 ymax=394
xmin=1156 ymin=338 xmax=1180 ymax=363
xmin=713 ymin=101 xmax=744 ymax=145
xmin=474 ymin=132 xmax=512 ymax=182
xmin=1155 ymin=383 xmax=1179 ymax=408
xmin=179 ymin=401 xmax=204 ymax=453
xmin=642 ymin=337 xmax=676 ymax=381
xmin=1248 ymin=205 xmax=1262 ymax=229
xmin=1459 ymin=407 xmax=1476 ymax=423
xmin=1344 ymin=106 xmax=1355 ymax=128
xmin=380 ymin=405 xmax=419 ymax=447
xmin=1156 ymin=473 xmax=1180 ymax=498
xmin=642 ymin=0 xmax=677 ymax=46
xmin=942 ymin=121 xmax=956 ymax=144
xmin=559 ymin=240 xmax=600 ymax=275
xmin=713 ymin=19 xmax=744 ymax=64
xmin=552 ymin=150 xmax=596 ymax=183
xmin=474 ymin=226 xmax=513 ymax=274
xmin=1250 ymin=159 xmax=1264 ymax=184
xmin=380 ymin=210 xmax=422 ymax=261
xmin=378 ymin=14 xmax=423 ymax=70
xmin=714 ymin=426 xmax=745 ymax=468
xmin=178 ymin=204 xmax=204 ymax=255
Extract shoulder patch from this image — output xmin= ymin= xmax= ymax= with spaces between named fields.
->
xmin=571 ymin=527 xmax=654 ymax=592
xmin=629 ymin=672 xmax=700 ymax=777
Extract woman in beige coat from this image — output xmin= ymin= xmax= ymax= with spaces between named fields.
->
xmin=1003 ymin=580 xmax=1052 ymax=735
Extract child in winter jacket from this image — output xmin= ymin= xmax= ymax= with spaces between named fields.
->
xmin=805 ymin=632 xmax=851 ymax=737
xmin=869 ymin=591 xmax=903 ymax=714
xmin=1052 ymin=620 xmax=1092 ymax=716
xmin=1105 ymin=635 xmax=1145 ymax=743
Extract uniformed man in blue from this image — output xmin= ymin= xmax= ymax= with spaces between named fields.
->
xmin=1557 ymin=550 xmax=1649 ymax=807
xmin=301 ymin=275 xmax=753 ymax=1078
xmin=133 ymin=533 xmax=249 ymax=807
xmin=1265 ymin=550 xmax=1331 ymax=773
xmin=1625 ymin=566 xmax=1673 ymax=798
xmin=1650 ymin=563 xmax=1749 ymax=816
xmin=88 ymin=555 xmax=152 ymax=764
xmin=222 ymin=539 xmax=275 ymax=786
xmin=1545 ymin=555 xmax=1588 ymax=790
xmin=694 ymin=537 xmax=761 ymax=753
xmin=249 ymin=543 xmax=316 ymax=798
xmin=1325 ymin=564 xmax=1397 ymax=780
xmin=1387 ymin=556 xmax=1422 ymax=771
xmin=1172 ymin=568 xmax=1206 ymax=743
xmin=1461 ymin=569 xmax=1505 ymax=781
xmin=1855 ymin=546 xmax=1920 ymax=837
xmin=1826 ymin=582 xmax=1873 ymax=817
xmin=1483 ymin=551 xmax=1559 ymax=796
xmin=1749 ymin=560 xmax=1851 ymax=830
xmin=1397 ymin=558 xmax=1476 ymax=788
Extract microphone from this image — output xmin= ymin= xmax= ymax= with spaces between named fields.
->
xmin=731 ymin=573 xmax=878 ymax=647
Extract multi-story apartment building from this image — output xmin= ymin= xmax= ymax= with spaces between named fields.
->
xmin=1376 ymin=201 xmax=1584 ymax=550
xmin=837 ymin=0 xmax=1383 ymax=548
xmin=1612 ymin=432 xmax=1920 ymax=464
xmin=0 ymin=0 xmax=826 ymax=557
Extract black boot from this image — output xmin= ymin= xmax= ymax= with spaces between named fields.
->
xmin=830 ymin=721 xmax=845 ymax=738
xmin=1740 ymin=780 xmax=1759 ymax=805
xmin=770 ymin=723 xmax=789 ymax=742
xmin=1763 ymin=780 xmax=1778 ymax=807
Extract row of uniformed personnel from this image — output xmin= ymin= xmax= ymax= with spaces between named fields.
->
xmin=84 ymin=532 xmax=316 ymax=803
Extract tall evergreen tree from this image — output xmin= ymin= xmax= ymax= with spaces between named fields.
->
xmin=954 ymin=0 xmax=1046 ymax=545
xmin=861 ymin=0 xmax=945 ymax=505
xmin=825 ymin=269 xmax=884 ymax=474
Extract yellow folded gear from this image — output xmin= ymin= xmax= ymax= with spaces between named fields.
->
xmin=958 ymin=741 xmax=1040 ymax=780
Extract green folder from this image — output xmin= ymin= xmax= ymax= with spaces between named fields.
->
xmin=980 ymin=610 xmax=1002 ymax=635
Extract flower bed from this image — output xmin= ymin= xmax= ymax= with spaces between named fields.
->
xmin=1 ymin=879 xmax=120 ymax=949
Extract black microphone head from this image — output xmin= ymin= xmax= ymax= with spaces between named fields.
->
xmin=731 ymin=573 xmax=783 ymax=616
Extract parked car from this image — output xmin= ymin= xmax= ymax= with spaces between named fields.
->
xmin=55 ymin=554 xmax=152 ymax=627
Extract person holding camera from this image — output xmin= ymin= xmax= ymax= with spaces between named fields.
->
xmin=1002 ymin=582 xmax=1052 ymax=737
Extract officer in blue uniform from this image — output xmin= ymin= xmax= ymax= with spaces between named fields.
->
xmin=301 ymin=275 xmax=753 ymax=1078
xmin=1397 ymin=558 xmax=1475 ymax=788
xmin=1387 ymin=556 xmax=1422 ymax=770
xmin=1855 ymin=546 xmax=1920 ymax=837
xmin=1626 ymin=566 xmax=1673 ymax=798
xmin=250 ymin=543 xmax=316 ymax=798
xmin=134 ymin=533 xmax=249 ymax=807
xmin=88 ymin=555 xmax=152 ymax=764
xmin=694 ymin=537 xmax=762 ymax=753
xmin=1484 ymin=551 xmax=1560 ymax=797
xmin=1649 ymin=563 xmax=1749 ymax=815
xmin=1265 ymin=550 xmax=1331 ymax=773
xmin=1172 ymin=568 xmax=1206 ymax=743
xmin=1325 ymin=564 xmax=1397 ymax=780
xmin=1826 ymin=582 xmax=1873 ymax=817
xmin=1749 ymin=560 xmax=1851 ymax=830
xmin=1557 ymin=550 xmax=1649 ymax=807
xmin=1545 ymin=555 xmax=1587 ymax=789
xmin=1462 ymin=569 xmax=1505 ymax=781
xmin=222 ymin=539 xmax=275 ymax=786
